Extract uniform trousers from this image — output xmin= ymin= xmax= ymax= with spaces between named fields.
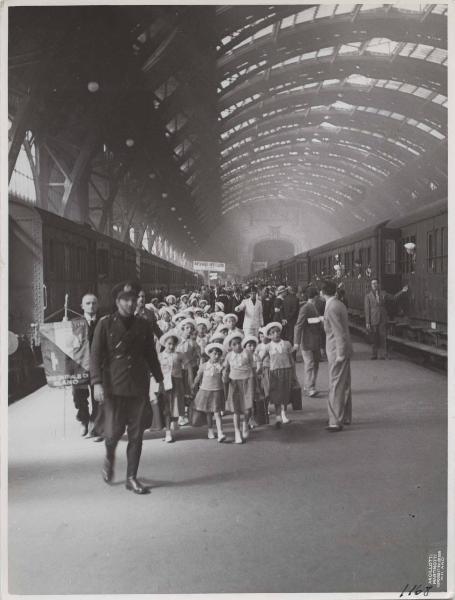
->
xmin=370 ymin=322 xmax=387 ymax=358
xmin=327 ymin=358 xmax=352 ymax=428
xmin=301 ymin=348 xmax=320 ymax=392
xmin=104 ymin=395 xmax=148 ymax=478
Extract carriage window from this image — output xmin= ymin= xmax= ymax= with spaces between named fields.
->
xmin=402 ymin=235 xmax=416 ymax=273
xmin=441 ymin=227 xmax=447 ymax=272
xmin=64 ymin=246 xmax=71 ymax=279
xmin=427 ymin=231 xmax=435 ymax=272
xmin=428 ymin=227 xmax=445 ymax=273
xmin=384 ymin=239 xmax=396 ymax=274
xmin=366 ymin=246 xmax=372 ymax=267
xmin=97 ymin=248 xmax=109 ymax=278
xmin=48 ymin=239 xmax=55 ymax=275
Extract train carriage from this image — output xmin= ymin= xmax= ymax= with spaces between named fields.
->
xmin=387 ymin=199 xmax=447 ymax=329
xmin=250 ymin=198 xmax=447 ymax=332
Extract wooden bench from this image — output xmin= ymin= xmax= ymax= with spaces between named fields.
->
xmin=422 ymin=329 xmax=447 ymax=349
xmin=348 ymin=320 xmax=447 ymax=363
xmin=404 ymin=324 xmax=425 ymax=343
xmin=387 ymin=335 xmax=447 ymax=359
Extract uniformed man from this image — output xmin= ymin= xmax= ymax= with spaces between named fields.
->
xmin=90 ymin=281 xmax=164 ymax=495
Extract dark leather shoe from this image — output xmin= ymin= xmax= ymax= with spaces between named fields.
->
xmin=93 ymin=436 xmax=104 ymax=443
xmin=125 ymin=477 xmax=150 ymax=495
xmin=80 ymin=423 xmax=88 ymax=437
xmin=102 ymin=457 xmax=114 ymax=484
xmin=326 ymin=425 xmax=343 ymax=432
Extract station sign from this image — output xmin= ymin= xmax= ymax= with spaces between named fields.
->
xmin=193 ymin=260 xmax=226 ymax=272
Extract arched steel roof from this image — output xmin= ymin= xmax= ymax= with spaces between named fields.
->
xmin=217 ymin=3 xmax=447 ymax=227
xmin=8 ymin=4 xmax=447 ymax=265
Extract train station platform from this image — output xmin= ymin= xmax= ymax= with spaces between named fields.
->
xmin=8 ymin=339 xmax=447 ymax=595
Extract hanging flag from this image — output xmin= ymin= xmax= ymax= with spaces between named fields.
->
xmin=40 ymin=319 xmax=90 ymax=387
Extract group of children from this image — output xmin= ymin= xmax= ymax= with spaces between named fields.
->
xmin=148 ymin=292 xmax=296 ymax=445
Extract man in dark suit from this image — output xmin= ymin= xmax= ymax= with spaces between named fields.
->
xmin=261 ymin=287 xmax=275 ymax=325
xmin=322 ymin=280 xmax=353 ymax=432
xmin=91 ymin=281 xmax=164 ymax=494
xmin=282 ymin=285 xmax=299 ymax=343
xmin=136 ymin=289 xmax=163 ymax=339
xmin=364 ymin=279 xmax=408 ymax=359
xmin=232 ymin=287 xmax=244 ymax=328
xmin=293 ymin=286 xmax=322 ymax=397
xmin=72 ymin=293 xmax=103 ymax=439
xmin=273 ymin=285 xmax=287 ymax=325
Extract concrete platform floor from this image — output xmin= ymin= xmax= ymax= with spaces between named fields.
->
xmin=8 ymin=340 xmax=447 ymax=594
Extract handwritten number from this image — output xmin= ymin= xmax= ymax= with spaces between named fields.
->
xmin=401 ymin=584 xmax=433 ymax=598
xmin=400 ymin=584 xmax=409 ymax=598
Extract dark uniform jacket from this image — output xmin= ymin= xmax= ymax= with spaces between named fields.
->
xmin=294 ymin=301 xmax=322 ymax=351
xmin=90 ymin=312 xmax=163 ymax=397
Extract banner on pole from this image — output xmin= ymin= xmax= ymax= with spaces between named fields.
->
xmin=209 ymin=272 xmax=219 ymax=280
xmin=193 ymin=260 xmax=225 ymax=272
xmin=40 ymin=319 xmax=90 ymax=387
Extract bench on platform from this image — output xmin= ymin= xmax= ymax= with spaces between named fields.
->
xmin=421 ymin=329 xmax=447 ymax=349
xmin=348 ymin=320 xmax=447 ymax=362
xmin=387 ymin=335 xmax=447 ymax=359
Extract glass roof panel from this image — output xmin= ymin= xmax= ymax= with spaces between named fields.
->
xmin=426 ymin=47 xmax=447 ymax=64
xmin=334 ymin=4 xmax=356 ymax=15
xmin=339 ymin=42 xmax=362 ymax=55
xmin=316 ymin=4 xmax=336 ymax=18
xmin=280 ymin=15 xmax=295 ymax=29
xmin=360 ymin=4 xmax=385 ymax=11
xmin=295 ymin=6 xmax=317 ymax=24
xmin=431 ymin=4 xmax=447 ymax=14
xmin=255 ymin=24 xmax=273 ymax=39
xmin=317 ymin=46 xmax=334 ymax=57
xmin=410 ymin=44 xmax=434 ymax=59
xmin=366 ymin=38 xmax=399 ymax=56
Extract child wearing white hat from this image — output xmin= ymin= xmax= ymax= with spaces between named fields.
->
xmin=212 ymin=311 xmax=225 ymax=328
xmin=222 ymin=331 xmax=254 ymax=444
xmin=176 ymin=318 xmax=200 ymax=426
xmin=158 ymin=331 xmax=184 ymax=443
xmin=223 ymin=313 xmax=243 ymax=337
xmin=192 ymin=343 xmax=227 ymax=442
xmin=260 ymin=322 xmax=293 ymax=428
xmin=256 ymin=327 xmax=271 ymax=409
xmin=157 ymin=306 xmax=175 ymax=334
xmin=242 ymin=335 xmax=259 ymax=430
xmin=196 ymin=318 xmax=211 ymax=357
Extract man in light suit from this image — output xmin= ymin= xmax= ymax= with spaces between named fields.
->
xmin=364 ymin=279 xmax=408 ymax=359
xmin=293 ymin=286 xmax=322 ymax=397
xmin=234 ymin=286 xmax=263 ymax=336
xmin=322 ymin=280 xmax=353 ymax=432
